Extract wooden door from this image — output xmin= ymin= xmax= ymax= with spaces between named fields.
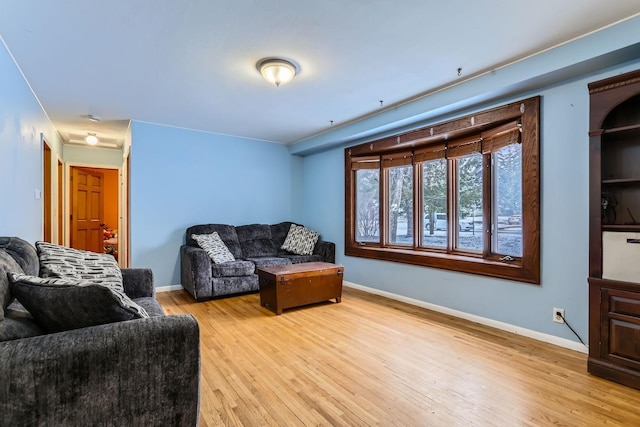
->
xmin=71 ymin=167 xmax=104 ymax=253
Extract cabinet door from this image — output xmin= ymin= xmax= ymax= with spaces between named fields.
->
xmin=600 ymin=287 xmax=640 ymax=370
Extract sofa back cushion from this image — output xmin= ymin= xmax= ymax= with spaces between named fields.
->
xmin=186 ymin=224 xmax=243 ymax=259
xmin=236 ymin=224 xmax=277 ymax=258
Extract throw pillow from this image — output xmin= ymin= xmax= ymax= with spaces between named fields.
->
xmin=192 ymin=232 xmax=235 ymax=264
xmin=281 ymin=224 xmax=320 ymax=256
xmin=9 ymin=273 xmax=149 ymax=333
xmin=36 ymin=241 xmax=123 ymax=292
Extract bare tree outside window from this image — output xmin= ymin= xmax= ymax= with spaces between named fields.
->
xmin=356 ymin=169 xmax=380 ymax=242
xmin=388 ymin=165 xmax=413 ymax=245
xmin=494 ymin=144 xmax=523 ymax=256
xmin=456 ymin=153 xmax=483 ymax=251
xmin=422 ymin=159 xmax=447 ymax=248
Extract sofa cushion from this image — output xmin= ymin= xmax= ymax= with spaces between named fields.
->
xmin=280 ymin=254 xmax=323 ymax=264
xmin=211 ymin=260 xmax=255 ymax=278
xmin=9 ymin=273 xmax=149 ymax=333
xmin=0 ymin=251 xmax=23 ymax=320
xmin=237 ymin=224 xmax=277 ymax=258
xmin=212 ymin=275 xmax=259 ymax=296
xmin=36 ymin=242 xmax=123 ymax=293
xmin=0 ymin=237 xmax=39 ymax=276
xmin=191 ymin=232 xmax=235 ymax=264
xmin=186 ymin=224 xmax=243 ymax=259
xmin=281 ymin=224 xmax=320 ymax=256
xmin=247 ymin=257 xmax=292 ymax=269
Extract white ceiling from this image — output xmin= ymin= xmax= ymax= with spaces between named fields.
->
xmin=1 ymin=1 xmax=640 ymax=149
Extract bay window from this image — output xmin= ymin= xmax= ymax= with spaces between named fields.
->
xmin=345 ymin=97 xmax=540 ymax=284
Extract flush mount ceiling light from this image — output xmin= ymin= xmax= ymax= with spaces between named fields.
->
xmin=256 ymin=58 xmax=298 ymax=87
xmin=85 ymin=133 xmax=98 ymax=145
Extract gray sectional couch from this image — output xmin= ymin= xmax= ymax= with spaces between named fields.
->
xmin=180 ymin=221 xmax=335 ymax=301
xmin=0 ymin=237 xmax=201 ymax=426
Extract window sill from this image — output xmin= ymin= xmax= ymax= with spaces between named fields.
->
xmin=345 ymin=245 xmax=539 ymax=284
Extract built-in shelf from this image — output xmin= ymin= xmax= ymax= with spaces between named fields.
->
xmin=589 ymin=69 xmax=640 ymax=391
xmin=602 ymin=178 xmax=640 ymax=185
xmin=602 ymin=224 xmax=640 ymax=232
xmin=603 ymin=123 xmax=640 ymax=135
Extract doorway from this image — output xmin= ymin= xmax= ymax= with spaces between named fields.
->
xmin=69 ymin=166 xmax=120 ymax=259
xmin=43 ymin=141 xmax=52 ymax=242
xmin=57 ymin=159 xmax=63 ymax=244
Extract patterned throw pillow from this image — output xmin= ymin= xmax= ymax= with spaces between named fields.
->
xmin=281 ymin=224 xmax=320 ymax=256
xmin=192 ymin=232 xmax=235 ymax=264
xmin=8 ymin=273 xmax=149 ymax=333
xmin=36 ymin=242 xmax=123 ymax=292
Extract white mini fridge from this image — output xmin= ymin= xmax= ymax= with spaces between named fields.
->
xmin=602 ymin=231 xmax=640 ymax=282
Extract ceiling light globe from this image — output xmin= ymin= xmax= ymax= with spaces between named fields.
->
xmin=85 ymin=134 xmax=98 ymax=145
xmin=258 ymin=59 xmax=297 ymax=87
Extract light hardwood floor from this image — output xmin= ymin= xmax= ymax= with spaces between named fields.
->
xmin=158 ymin=287 xmax=640 ymax=426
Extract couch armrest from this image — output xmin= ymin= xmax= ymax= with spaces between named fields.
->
xmin=121 ymin=268 xmax=154 ymax=298
xmin=314 ymin=240 xmax=336 ymax=264
xmin=0 ymin=314 xmax=200 ymax=426
xmin=180 ymin=245 xmax=212 ymax=301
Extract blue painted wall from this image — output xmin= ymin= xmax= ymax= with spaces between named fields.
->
xmin=300 ymin=59 xmax=640 ymax=346
xmin=129 ymin=121 xmax=303 ymax=286
xmin=0 ymin=38 xmax=62 ymax=243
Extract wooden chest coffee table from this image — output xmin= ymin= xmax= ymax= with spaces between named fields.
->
xmin=257 ymin=262 xmax=344 ymax=315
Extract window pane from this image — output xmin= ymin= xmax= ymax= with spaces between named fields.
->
xmin=457 ymin=153 xmax=483 ymax=251
xmin=388 ymin=165 xmax=413 ymax=245
xmin=422 ymin=159 xmax=447 ymax=248
xmin=356 ymin=169 xmax=380 ymax=243
xmin=494 ymin=144 xmax=522 ymax=256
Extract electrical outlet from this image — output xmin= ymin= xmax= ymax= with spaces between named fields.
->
xmin=553 ymin=307 xmax=565 ymax=323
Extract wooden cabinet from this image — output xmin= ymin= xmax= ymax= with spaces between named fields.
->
xmin=588 ymin=69 xmax=640 ymax=390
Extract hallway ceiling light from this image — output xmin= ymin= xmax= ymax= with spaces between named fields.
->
xmin=85 ymin=133 xmax=98 ymax=145
xmin=257 ymin=58 xmax=298 ymax=87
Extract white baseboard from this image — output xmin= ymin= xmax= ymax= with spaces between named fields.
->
xmin=343 ymin=281 xmax=589 ymax=354
xmin=156 ymin=284 xmax=184 ymax=293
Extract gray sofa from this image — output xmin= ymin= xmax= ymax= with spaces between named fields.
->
xmin=180 ymin=221 xmax=335 ymax=301
xmin=0 ymin=237 xmax=201 ymax=426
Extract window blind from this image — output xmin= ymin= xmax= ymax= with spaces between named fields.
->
xmin=351 ymin=156 xmax=380 ymax=170
xmin=481 ymin=121 xmax=521 ymax=154
xmin=382 ymin=151 xmax=413 ymax=168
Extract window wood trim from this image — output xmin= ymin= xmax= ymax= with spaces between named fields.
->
xmin=344 ymin=97 xmax=540 ymax=284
